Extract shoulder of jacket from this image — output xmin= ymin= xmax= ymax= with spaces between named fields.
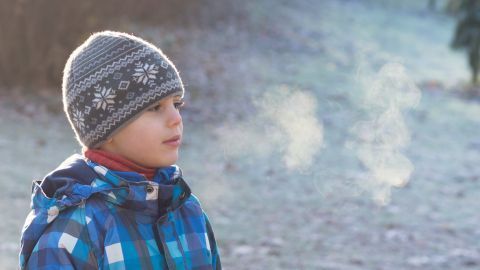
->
xmin=22 ymin=202 xmax=99 ymax=269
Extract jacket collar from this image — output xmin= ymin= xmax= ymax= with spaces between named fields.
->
xmin=31 ymin=154 xmax=191 ymax=218
xmin=85 ymin=158 xmax=191 ymax=216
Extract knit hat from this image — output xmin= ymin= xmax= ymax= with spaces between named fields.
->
xmin=62 ymin=30 xmax=184 ymax=149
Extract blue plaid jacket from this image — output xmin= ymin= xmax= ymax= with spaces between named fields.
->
xmin=20 ymin=154 xmax=221 ymax=269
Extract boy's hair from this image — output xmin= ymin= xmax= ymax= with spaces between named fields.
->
xmin=62 ymin=30 xmax=185 ymax=149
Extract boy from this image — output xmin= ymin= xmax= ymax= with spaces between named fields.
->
xmin=19 ymin=30 xmax=221 ymax=269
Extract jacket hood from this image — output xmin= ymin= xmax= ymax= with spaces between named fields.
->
xmin=20 ymin=153 xmax=188 ymax=266
xmin=27 ymin=153 xmax=183 ymax=211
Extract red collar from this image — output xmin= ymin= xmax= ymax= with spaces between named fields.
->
xmin=83 ymin=149 xmax=156 ymax=180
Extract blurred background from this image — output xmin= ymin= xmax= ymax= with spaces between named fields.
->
xmin=1 ymin=0 xmax=480 ymax=269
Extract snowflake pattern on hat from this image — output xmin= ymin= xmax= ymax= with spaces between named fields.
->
xmin=133 ymin=62 xmax=158 ymax=85
xmin=72 ymin=109 xmax=85 ymax=130
xmin=92 ymin=86 xmax=116 ymax=110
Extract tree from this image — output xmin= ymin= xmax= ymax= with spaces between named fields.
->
xmin=451 ymin=0 xmax=480 ymax=85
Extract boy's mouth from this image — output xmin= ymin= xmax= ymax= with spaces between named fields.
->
xmin=163 ymin=135 xmax=181 ymax=143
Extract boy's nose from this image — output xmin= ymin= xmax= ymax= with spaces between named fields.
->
xmin=167 ymin=105 xmax=182 ymax=127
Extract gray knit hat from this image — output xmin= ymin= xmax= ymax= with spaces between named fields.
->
xmin=62 ymin=30 xmax=184 ymax=149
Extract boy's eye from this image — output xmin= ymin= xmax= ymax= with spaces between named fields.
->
xmin=148 ymin=104 xmax=161 ymax=111
xmin=148 ymin=101 xmax=185 ymax=112
xmin=174 ymin=101 xmax=185 ymax=109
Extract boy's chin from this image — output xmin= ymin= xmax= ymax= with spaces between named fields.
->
xmin=156 ymin=154 xmax=179 ymax=167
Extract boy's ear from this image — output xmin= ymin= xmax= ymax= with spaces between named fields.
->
xmin=99 ymin=137 xmax=113 ymax=147
xmin=97 ymin=137 xmax=114 ymax=151
xmin=103 ymin=138 xmax=114 ymax=146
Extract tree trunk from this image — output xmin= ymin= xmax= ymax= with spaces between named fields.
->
xmin=469 ymin=48 xmax=479 ymax=85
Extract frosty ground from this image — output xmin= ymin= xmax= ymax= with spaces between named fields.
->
xmin=1 ymin=1 xmax=479 ymax=269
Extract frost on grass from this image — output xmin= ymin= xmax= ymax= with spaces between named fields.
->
xmin=347 ymin=62 xmax=421 ymax=205
xmin=216 ymin=85 xmax=323 ymax=172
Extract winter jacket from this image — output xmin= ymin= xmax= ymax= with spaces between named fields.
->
xmin=19 ymin=153 xmax=221 ymax=269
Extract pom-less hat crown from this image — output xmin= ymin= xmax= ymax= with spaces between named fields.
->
xmin=62 ymin=30 xmax=184 ymax=148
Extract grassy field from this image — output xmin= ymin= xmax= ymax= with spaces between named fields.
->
xmin=2 ymin=1 xmax=480 ymax=269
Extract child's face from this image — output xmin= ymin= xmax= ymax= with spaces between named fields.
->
xmin=99 ymin=94 xmax=184 ymax=168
